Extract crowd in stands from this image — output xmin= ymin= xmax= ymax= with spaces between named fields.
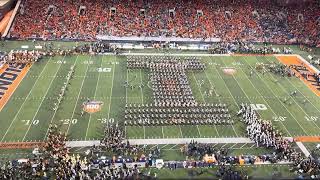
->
xmin=0 ymin=124 xmax=153 ymax=179
xmin=217 ymin=166 xmax=248 ymax=180
xmin=9 ymin=0 xmax=320 ymax=46
xmin=2 ymin=50 xmax=45 ymax=66
xmin=100 ymin=123 xmax=141 ymax=156
xmin=209 ymin=41 xmax=293 ymax=54
xmin=74 ymin=41 xmax=114 ymax=54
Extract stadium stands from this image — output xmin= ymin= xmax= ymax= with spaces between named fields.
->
xmin=8 ymin=0 xmax=320 ymax=46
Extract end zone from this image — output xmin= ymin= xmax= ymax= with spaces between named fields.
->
xmin=0 ymin=64 xmax=32 ymax=111
xmin=276 ymin=55 xmax=320 ymax=96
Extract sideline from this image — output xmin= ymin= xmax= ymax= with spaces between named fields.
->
xmin=296 ymin=142 xmax=311 ymax=157
xmin=65 ymin=137 xmax=294 ymax=147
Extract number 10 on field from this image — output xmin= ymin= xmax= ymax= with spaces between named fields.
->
xmin=22 ymin=119 xmax=39 ymax=125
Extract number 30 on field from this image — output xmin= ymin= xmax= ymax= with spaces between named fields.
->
xmin=97 ymin=118 xmax=114 ymax=124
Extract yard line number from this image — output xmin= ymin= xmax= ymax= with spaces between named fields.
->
xmin=97 ymin=118 xmax=114 ymax=124
xmin=305 ymin=116 xmax=318 ymax=122
xmin=83 ymin=60 xmax=93 ymax=64
xmin=232 ymin=62 xmax=243 ymax=66
xmin=272 ymin=116 xmax=287 ymax=122
xmin=208 ymin=62 xmax=220 ymax=66
xmin=55 ymin=61 xmax=66 ymax=64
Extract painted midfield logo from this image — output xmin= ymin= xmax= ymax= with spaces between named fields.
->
xmin=82 ymin=101 xmax=104 ymax=113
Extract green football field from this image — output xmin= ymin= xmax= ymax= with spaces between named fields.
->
xmin=0 ymin=54 xmax=320 ymax=142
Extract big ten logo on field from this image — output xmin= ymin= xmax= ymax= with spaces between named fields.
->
xmin=83 ymin=101 xmax=104 ymax=113
xmin=0 ymin=64 xmax=26 ymax=100
xmin=250 ymin=104 xmax=267 ymax=111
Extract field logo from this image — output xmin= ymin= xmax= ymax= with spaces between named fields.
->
xmin=250 ymin=104 xmax=267 ymax=111
xmin=83 ymin=100 xmax=104 ymax=113
xmin=222 ymin=67 xmax=237 ymax=75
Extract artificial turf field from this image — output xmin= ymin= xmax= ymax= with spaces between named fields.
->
xmin=0 ymin=53 xmax=320 ymax=142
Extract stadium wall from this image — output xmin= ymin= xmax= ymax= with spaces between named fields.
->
xmin=2 ymin=0 xmax=19 ymax=37
xmin=0 ymin=0 xmax=16 ymax=19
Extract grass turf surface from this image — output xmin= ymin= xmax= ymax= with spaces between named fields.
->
xmin=0 ymin=53 xmax=320 ymax=142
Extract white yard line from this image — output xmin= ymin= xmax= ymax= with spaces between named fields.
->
xmin=243 ymin=57 xmax=309 ymax=135
xmin=179 ymin=126 xmax=183 ymax=138
xmin=228 ymin=143 xmax=237 ymax=149
xmin=22 ymin=56 xmax=65 ymax=141
xmin=296 ymin=142 xmax=311 ymax=157
xmin=107 ymin=58 xmax=116 ymax=120
xmin=219 ymin=59 xmax=256 ymax=110
xmin=65 ymin=56 xmax=91 ymax=137
xmin=124 ymin=126 xmax=127 ymax=138
xmin=196 ymin=125 xmax=202 ymax=137
xmin=191 ymin=71 xmax=219 ymax=137
xmin=161 ymin=127 xmax=164 ymax=138
xmin=210 ymin=60 xmax=243 ymax=136
xmin=240 ymin=143 xmax=248 ymax=149
xmin=126 ymin=69 xmax=128 ymax=104
xmin=85 ymin=57 xmax=103 ymax=140
xmin=43 ymin=55 xmax=79 ymax=140
xmin=161 ymin=144 xmax=169 ymax=149
xmin=1 ymin=59 xmax=50 ymax=142
xmin=139 ymin=69 xmax=144 ymax=103
xmin=138 ymin=69 xmax=147 ymax=139
xmin=203 ymin=66 xmax=238 ymax=137
xmin=236 ymin=57 xmax=292 ymax=136
xmin=169 ymin=144 xmax=179 ymax=150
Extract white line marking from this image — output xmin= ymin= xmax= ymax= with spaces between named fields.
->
xmin=240 ymin=143 xmax=247 ymax=149
xmin=44 ymin=55 xmax=79 ymax=140
xmin=85 ymin=56 xmax=103 ymax=140
xmin=65 ymin=56 xmax=91 ymax=137
xmin=161 ymin=126 xmax=164 ymax=138
xmin=22 ymin=56 xmax=65 ymax=141
xmin=209 ymin=58 xmax=243 ymax=136
xmin=107 ymin=57 xmax=116 ymax=120
xmin=196 ymin=125 xmax=202 ymax=137
xmin=203 ymin=66 xmax=238 ymax=137
xmin=138 ymin=69 xmax=147 ymax=139
xmin=179 ymin=125 xmax=183 ymax=138
xmin=191 ymin=71 xmax=220 ymax=137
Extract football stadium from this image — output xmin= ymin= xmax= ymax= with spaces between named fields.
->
xmin=0 ymin=0 xmax=320 ymax=179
